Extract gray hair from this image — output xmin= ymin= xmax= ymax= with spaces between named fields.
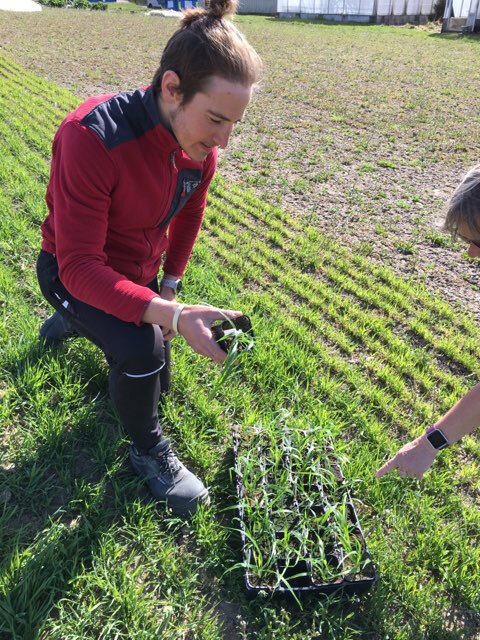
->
xmin=444 ymin=164 xmax=480 ymax=237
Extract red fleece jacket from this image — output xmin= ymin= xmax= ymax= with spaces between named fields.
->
xmin=41 ymin=88 xmax=217 ymax=325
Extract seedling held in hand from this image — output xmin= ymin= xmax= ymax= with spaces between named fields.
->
xmin=212 ymin=314 xmax=255 ymax=389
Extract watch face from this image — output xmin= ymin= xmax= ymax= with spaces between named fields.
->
xmin=427 ymin=429 xmax=448 ymax=450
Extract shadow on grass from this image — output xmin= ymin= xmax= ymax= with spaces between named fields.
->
xmin=265 ymin=16 xmax=379 ymax=27
xmin=264 ymin=16 xmax=440 ymax=29
xmin=429 ymin=31 xmax=480 ymax=41
xmin=0 ymin=338 xmax=153 ymax=638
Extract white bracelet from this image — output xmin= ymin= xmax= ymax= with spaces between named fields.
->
xmin=172 ymin=303 xmax=185 ymax=334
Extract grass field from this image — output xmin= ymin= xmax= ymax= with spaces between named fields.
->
xmin=1 ymin=9 xmax=480 ymax=318
xmin=0 ymin=10 xmax=480 ymax=640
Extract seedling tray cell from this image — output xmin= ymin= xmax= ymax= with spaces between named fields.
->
xmin=234 ymin=427 xmax=377 ymax=596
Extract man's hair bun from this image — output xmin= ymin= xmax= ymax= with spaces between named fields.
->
xmin=180 ymin=0 xmax=237 ymax=26
xmin=207 ymin=0 xmax=238 ymax=19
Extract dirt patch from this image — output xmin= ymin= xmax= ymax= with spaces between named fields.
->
xmin=214 ymin=600 xmax=244 ymax=640
xmin=72 ymin=451 xmax=102 ymax=484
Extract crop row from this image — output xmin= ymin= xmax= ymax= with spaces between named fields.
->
xmin=204 ymin=194 xmax=469 ymax=405
xmin=2 ymin=46 xmax=478 ymax=364
xmin=192 ymin=228 xmax=480 ymax=494
xmin=201 ymin=225 xmax=439 ymax=429
xmin=213 ymin=180 xmax=478 ymax=340
xmin=1 ymin=52 xmax=480 ymax=472
xmin=1 ymin=47 xmax=476 ymax=348
xmin=180 ymin=228 xmax=480 ymax=520
xmin=0 ymin=54 xmax=77 ymax=113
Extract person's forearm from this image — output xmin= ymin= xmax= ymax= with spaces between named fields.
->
xmin=142 ymin=296 xmax=179 ymax=328
xmin=434 ymin=382 xmax=480 ymax=443
xmin=376 ymin=382 xmax=480 ymax=479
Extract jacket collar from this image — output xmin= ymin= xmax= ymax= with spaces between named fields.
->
xmin=142 ymin=85 xmax=180 ymax=155
xmin=142 ymin=86 xmax=206 ymax=169
xmin=142 ymin=86 xmax=205 ymax=170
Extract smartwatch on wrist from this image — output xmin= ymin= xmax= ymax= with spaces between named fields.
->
xmin=160 ymin=277 xmax=182 ymax=293
xmin=426 ymin=425 xmax=449 ymax=450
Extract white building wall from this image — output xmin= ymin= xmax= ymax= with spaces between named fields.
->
xmin=278 ymin=0 xmax=375 ymax=11
xmin=237 ymin=0 xmax=277 ymax=11
xmin=278 ymin=0 xmax=433 ymax=12
xmin=241 ymin=0 xmax=475 ymax=13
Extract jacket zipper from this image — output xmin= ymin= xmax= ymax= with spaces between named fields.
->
xmin=161 ymin=149 xmax=178 ymax=224
xmin=157 ymin=149 xmax=179 ymax=229
xmin=145 ymin=150 xmax=178 ymax=263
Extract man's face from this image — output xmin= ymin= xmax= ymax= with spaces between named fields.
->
xmin=456 ymin=221 xmax=480 ymax=258
xmin=169 ymin=76 xmax=252 ymax=162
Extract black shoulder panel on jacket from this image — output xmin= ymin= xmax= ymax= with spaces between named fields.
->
xmin=80 ymin=88 xmax=159 ymax=150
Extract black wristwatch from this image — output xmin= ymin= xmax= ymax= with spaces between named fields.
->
xmin=426 ymin=426 xmax=449 ymax=450
xmin=160 ymin=277 xmax=182 ymax=293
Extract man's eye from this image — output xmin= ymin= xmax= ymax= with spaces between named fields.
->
xmin=210 ymin=118 xmax=222 ymax=124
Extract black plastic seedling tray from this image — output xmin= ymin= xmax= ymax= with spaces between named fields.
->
xmin=233 ymin=432 xmax=377 ymax=597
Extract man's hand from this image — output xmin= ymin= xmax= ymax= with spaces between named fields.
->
xmin=177 ymin=305 xmax=243 ymax=363
xmin=375 ymin=435 xmax=438 ymax=481
xmin=142 ymin=296 xmax=243 ymax=362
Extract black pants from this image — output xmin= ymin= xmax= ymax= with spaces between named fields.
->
xmin=36 ymin=250 xmax=170 ymax=450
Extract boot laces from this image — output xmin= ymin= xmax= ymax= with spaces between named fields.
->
xmin=157 ymin=447 xmax=182 ymax=477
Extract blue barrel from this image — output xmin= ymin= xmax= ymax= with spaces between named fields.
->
xmin=165 ymin=0 xmax=197 ymax=8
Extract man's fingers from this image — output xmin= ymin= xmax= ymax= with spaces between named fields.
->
xmin=194 ymin=332 xmax=227 ymax=363
xmin=205 ymin=339 xmax=228 ymax=363
xmin=209 ymin=346 xmax=227 ymax=363
xmin=206 ymin=310 xmax=243 ymax=361
xmin=160 ymin=326 xmax=177 ymax=341
xmin=179 ymin=306 xmax=245 ymax=363
xmin=375 ymin=457 xmax=398 ymax=478
xmin=210 ymin=309 xmax=243 ymax=323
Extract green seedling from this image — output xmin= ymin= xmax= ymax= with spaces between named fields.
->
xmin=236 ymin=422 xmax=372 ymax=591
xmin=211 ymin=313 xmax=255 ymax=392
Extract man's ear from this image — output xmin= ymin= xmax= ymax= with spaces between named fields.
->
xmin=160 ymin=70 xmax=182 ymax=106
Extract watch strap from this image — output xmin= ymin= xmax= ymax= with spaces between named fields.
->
xmin=160 ymin=277 xmax=181 ymax=292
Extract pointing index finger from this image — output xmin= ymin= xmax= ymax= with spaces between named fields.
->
xmin=375 ymin=456 xmax=398 ymax=478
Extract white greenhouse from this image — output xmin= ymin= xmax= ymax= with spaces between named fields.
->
xmin=443 ymin=0 xmax=480 ymax=31
xmin=238 ymin=0 xmax=480 ymax=29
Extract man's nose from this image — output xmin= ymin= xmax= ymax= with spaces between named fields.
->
xmin=214 ymin=124 xmax=234 ymax=149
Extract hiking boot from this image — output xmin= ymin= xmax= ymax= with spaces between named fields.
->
xmin=40 ymin=311 xmax=79 ymax=346
xmin=129 ymin=438 xmax=209 ymax=515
